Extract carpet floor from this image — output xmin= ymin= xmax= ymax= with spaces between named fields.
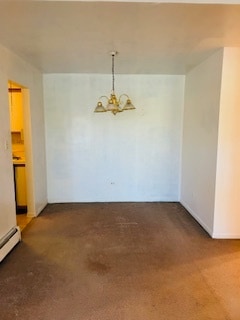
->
xmin=1 ymin=202 xmax=240 ymax=320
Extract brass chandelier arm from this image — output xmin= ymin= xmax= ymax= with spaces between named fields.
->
xmin=119 ymin=93 xmax=130 ymax=104
xmin=98 ymin=95 xmax=109 ymax=102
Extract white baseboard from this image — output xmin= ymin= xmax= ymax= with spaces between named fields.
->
xmin=181 ymin=201 xmax=240 ymax=239
xmin=211 ymin=232 xmax=240 ymax=239
xmin=36 ymin=202 xmax=48 ymax=216
xmin=27 ymin=201 xmax=48 ymax=218
xmin=180 ymin=200 xmax=213 ymax=237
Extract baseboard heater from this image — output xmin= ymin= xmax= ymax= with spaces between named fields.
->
xmin=0 ymin=227 xmax=21 ymax=262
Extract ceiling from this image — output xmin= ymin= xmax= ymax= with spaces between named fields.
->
xmin=0 ymin=1 xmax=240 ymax=74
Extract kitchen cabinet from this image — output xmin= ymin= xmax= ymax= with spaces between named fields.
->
xmin=13 ymin=163 xmax=27 ymax=213
xmin=8 ymin=89 xmax=24 ymax=133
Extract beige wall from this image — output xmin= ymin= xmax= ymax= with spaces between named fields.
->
xmin=0 ymin=43 xmax=47 ymax=239
xmin=213 ymin=47 xmax=240 ymax=238
xmin=44 ymin=74 xmax=185 ymax=202
xmin=181 ymin=47 xmax=240 ymax=238
xmin=180 ymin=49 xmax=223 ymax=235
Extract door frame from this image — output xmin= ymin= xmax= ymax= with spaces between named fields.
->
xmin=8 ymin=80 xmax=35 ymax=218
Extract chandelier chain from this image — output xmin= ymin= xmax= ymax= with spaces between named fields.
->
xmin=112 ymin=54 xmax=115 ymax=93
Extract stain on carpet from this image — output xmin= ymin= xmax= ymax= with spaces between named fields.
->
xmin=86 ymin=256 xmax=111 ymax=275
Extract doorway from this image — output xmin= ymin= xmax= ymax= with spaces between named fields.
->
xmin=8 ymin=80 xmax=33 ymax=231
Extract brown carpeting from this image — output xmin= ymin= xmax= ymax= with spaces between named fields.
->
xmin=1 ymin=202 xmax=240 ymax=320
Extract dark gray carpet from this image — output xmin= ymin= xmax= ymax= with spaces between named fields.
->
xmin=1 ymin=202 xmax=240 ymax=320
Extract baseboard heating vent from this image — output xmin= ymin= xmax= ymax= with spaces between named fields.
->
xmin=0 ymin=227 xmax=21 ymax=262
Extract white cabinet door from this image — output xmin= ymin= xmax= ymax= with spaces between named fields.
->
xmin=9 ymin=90 xmax=24 ymax=132
xmin=15 ymin=165 xmax=27 ymax=207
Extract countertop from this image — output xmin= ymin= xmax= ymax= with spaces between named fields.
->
xmin=13 ymin=158 xmax=25 ymax=165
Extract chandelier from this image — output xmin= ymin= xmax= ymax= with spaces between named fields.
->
xmin=94 ymin=51 xmax=136 ymax=115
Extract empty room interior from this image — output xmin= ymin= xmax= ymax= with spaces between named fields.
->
xmin=0 ymin=0 xmax=240 ymax=319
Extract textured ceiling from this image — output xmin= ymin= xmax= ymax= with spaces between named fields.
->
xmin=0 ymin=1 xmax=240 ymax=74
